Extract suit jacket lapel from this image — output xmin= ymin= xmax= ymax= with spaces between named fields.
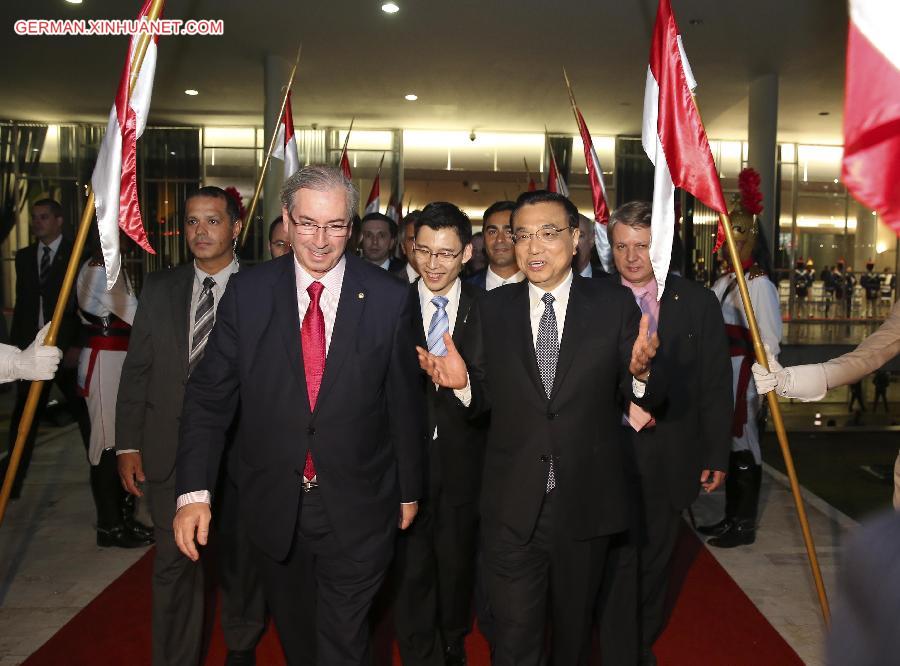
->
xmin=453 ymin=282 xmax=475 ymax=345
xmin=550 ymin=276 xmax=588 ymax=401
xmin=510 ymin=282 xmax=545 ymax=401
xmin=410 ymin=281 xmax=427 ymax=348
xmin=171 ymin=263 xmax=194 ymax=377
xmin=272 ymin=256 xmax=310 ymax=410
xmin=314 ymin=257 xmax=366 ymax=413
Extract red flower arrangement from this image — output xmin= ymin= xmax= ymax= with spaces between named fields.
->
xmin=737 ymin=168 xmax=763 ymax=215
xmin=224 ymin=186 xmax=247 ymax=221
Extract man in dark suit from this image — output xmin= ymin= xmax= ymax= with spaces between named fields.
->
xmin=573 ymin=213 xmax=608 ymax=279
xmin=2 ymin=198 xmax=89 ymax=498
xmin=418 ymin=190 xmax=662 ymax=665
xmin=393 ymin=210 xmax=422 ymax=283
xmin=465 ymin=201 xmax=523 ymax=291
xmin=361 ymin=212 xmax=405 ymax=273
xmin=392 ymin=202 xmax=487 ymax=666
xmin=117 ymin=187 xmax=264 ymax=665
xmin=597 ymin=201 xmax=731 ymax=665
xmin=174 ymin=165 xmax=425 ymax=666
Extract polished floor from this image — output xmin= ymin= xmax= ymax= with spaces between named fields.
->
xmin=0 ymin=393 xmax=896 ymax=665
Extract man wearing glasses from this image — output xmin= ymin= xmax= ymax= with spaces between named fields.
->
xmin=466 ymin=201 xmax=524 ymax=291
xmin=174 ymin=165 xmax=425 ymax=665
xmin=393 ymin=202 xmax=488 ymax=666
xmin=418 ymin=190 xmax=663 ymax=665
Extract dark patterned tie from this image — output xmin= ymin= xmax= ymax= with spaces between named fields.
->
xmin=38 ymin=246 xmax=51 ymax=286
xmin=188 ymin=277 xmax=216 ymax=374
xmin=536 ymin=292 xmax=559 ymax=492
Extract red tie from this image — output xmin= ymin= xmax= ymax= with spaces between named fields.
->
xmin=301 ymin=281 xmax=325 ymax=481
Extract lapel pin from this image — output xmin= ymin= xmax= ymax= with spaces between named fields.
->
xmin=358 ymin=292 xmax=365 ymax=299
xmin=674 ymin=293 xmax=679 ymax=301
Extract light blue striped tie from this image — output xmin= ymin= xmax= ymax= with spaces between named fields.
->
xmin=427 ymin=296 xmax=450 ymax=356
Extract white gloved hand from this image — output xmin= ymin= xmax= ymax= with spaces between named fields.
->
xmin=751 ymin=343 xmax=827 ymax=402
xmin=13 ymin=322 xmax=63 ymax=381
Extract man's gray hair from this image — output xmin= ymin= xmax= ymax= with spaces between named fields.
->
xmin=606 ymin=200 xmax=652 ymax=242
xmin=280 ymin=164 xmax=359 ymax=221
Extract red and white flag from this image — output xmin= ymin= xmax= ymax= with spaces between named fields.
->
xmin=91 ymin=0 xmax=159 ymax=289
xmin=339 ymin=151 xmax=352 ymax=180
xmin=574 ymin=109 xmax=613 ymax=272
xmin=643 ymin=0 xmax=727 ymax=298
xmin=364 ymin=174 xmax=381 ymax=216
xmin=272 ymin=91 xmax=300 ymax=180
xmin=842 ymin=0 xmax=900 ymax=235
xmin=546 ymin=147 xmax=569 ymax=197
xmin=385 ymin=191 xmax=401 ymax=224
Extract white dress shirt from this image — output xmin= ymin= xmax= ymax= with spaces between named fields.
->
xmin=37 ymin=235 xmax=63 ymax=328
xmin=378 ymin=258 xmax=391 ymax=271
xmin=189 ymin=259 xmax=240 ymax=341
xmin=579 ymin=264 xmax=593 ymax=278
xmin=485 ymin=265 xmax=525 ymax=291
xmin=294 ymin=254 xmax=345 ymax=355
xmin=405 ymin=262 xmax=419 ymax=283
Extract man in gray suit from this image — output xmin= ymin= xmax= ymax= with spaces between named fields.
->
xmin=116 ymin=187 xmax=262 ymax=665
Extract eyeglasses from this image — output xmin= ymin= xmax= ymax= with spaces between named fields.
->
xmin=484 ymin=227 xmax=513 ymax=239
xmin=512 ymin=226 xmax=573 ymax=244
xmin=292 ymin=220 xmax=351 ymax=237
xmin=412 ymin=244 xmax=464 ymax=263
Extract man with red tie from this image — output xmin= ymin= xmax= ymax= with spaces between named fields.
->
xmin=173 ymin=164 xmax=425 ymax=665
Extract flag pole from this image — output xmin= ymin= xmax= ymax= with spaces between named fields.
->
xmin=523 ymin=157 xmax=535 ymax=189
xmin=239 ymin=43 xmax=302 ymax=247
xmin=338 ymin=116 xmax=355 ymax=167
xmin=0 ymin=0 xmax=166 ymax=528
xmin=717 ymin=207 xmax=831 ymax=624
xmin=562 ymin=67 xmax=583 ymax=131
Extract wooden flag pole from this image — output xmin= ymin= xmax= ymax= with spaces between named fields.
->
xmin=338 ymin=116 xmax=355 ymax=167
xmin=239 ymin=44 xmax=302 ymax=247
xmin=716 ymin=209 xmax=831 ymax=625
xmin=562 ymin=67 xmax=583 ymax=132
xmin=0 ymin=0 xmax=166 ymax=528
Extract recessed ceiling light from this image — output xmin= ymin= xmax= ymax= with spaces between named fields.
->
xmin=381 ymin=3 xmax=400 ymax=13
xmin=404 ymin=93 xmax=418 ymax=101
xmin=818 ymin=111 xmax=830 ymax=116
xmin=184 ymin=89 xmax=199 ymax=96
xmin=65 ymin=0 xmax=83 ymax=4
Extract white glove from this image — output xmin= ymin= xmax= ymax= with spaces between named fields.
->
xmin=751 ymin=343 xmax=827 ymax=402
xmin=11 ymin=322 xmax=63 ymax=381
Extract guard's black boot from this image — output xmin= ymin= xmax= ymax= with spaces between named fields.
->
xmin=709 ymin=454 xmax=761 ymax=548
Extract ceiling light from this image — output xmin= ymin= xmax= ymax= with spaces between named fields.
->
xmin=65 ymin=0 xmax=83 ymax=4
xmin=404 ymin=93 xmax=418 ymax=101
xmin=184 ymin=89 xmax=199 ymax=96
xmin=818 ymin=111 xmax=830 ymax=116
xmin=381 ymin=3 xmax=400 ymax=13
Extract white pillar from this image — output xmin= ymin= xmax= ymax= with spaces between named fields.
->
xmin=747 ymin=74 xmax=779 ymax=261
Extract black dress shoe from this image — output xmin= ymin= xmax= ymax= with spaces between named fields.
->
xmin=124 ymin=516 xmax=154 ymax=541
xmin=97 ymin=525 xmax=154 ymax=548
xmin=707 ymin=522 xmax=756 ymax=548
xmin=445 ymin=641 xmax=467 ymax=666
xmin=696 ymin=517 xmax=733 ymax=537
xmin=225 ymin=650 xmax=256 ymax=666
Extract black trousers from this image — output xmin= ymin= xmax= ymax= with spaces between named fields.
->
xmin=483 ymin=491 xmax=610 ymax=666
xmin=392 ymin=495 xmax=480 ymax=665
xmin=254 ymin=490 xmax=388 ymax=666
xmin=213 ymin=472 xmax=267 ymax=652
xmin=2 ymin=369 xmax=90 ymax=496
xmin=598 ymin=432 xmax=684 ymax=664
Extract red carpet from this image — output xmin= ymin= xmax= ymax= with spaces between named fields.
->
xmin=23 ymin=523 xmax=801 ymax=665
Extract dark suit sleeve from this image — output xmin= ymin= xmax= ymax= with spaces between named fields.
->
xmin=10 ymin=250 xmax=29 ymax=349
xmin=176 ymin=280 xmax=241 ymax=498
xmin=618 ymin=290 xmax=666 ymax=409
xmin=698 ymin=290 xmax=733 ymax=472
xmin=459 ymin=297 xmax=491 ymax=418
xmin=115 ymin=275 xmax=158 ymax=454
xmin=386 ymin=287 xmax=427 ymax=503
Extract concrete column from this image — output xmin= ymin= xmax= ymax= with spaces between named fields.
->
xmin=263 ymin=54 xmax=290 ymax=231
xmin=854 ymin=203 xmax=877 ymax=270
xmin=747 ymin=74 xmax=779 ymax=263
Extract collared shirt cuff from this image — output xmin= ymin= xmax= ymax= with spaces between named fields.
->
xmin=632 ymin=376 xmax=647 ymax=398
xmin=116 ymin=449 xmax=139 ymax=455
xmin=453 ymin=374 xmax=472 ymax=406
xmin=176 ymin=490 xmax=211 ymax=510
